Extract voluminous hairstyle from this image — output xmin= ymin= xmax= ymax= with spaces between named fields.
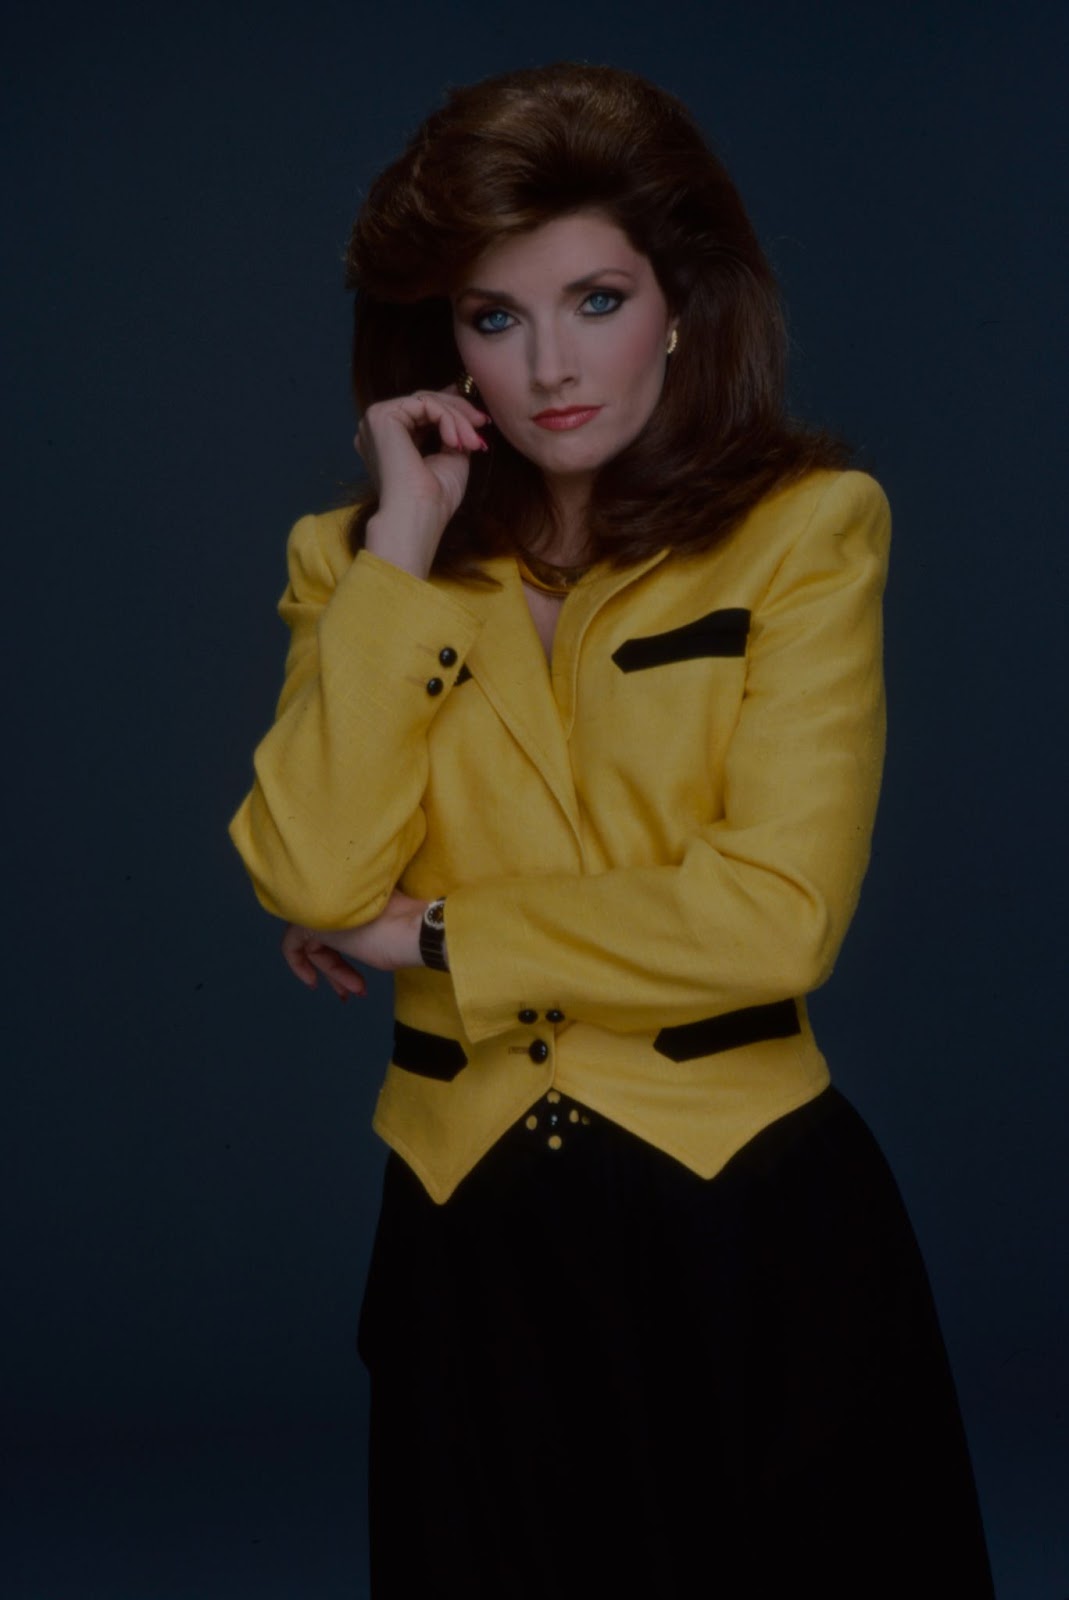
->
xmin=343 ymin=62 xmax=851 ymax=579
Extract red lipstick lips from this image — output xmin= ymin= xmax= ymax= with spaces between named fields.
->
xmin=531 ymin=406 xmax=602 ymax=431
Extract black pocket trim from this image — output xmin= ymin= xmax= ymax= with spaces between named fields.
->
xmin=612 ymin=608 xmax=751 ymax=672
xmin=653 ymin=999 xmax=800 ymax=1062
xmin=391 ymin=1021 xmax=468 ymax=1081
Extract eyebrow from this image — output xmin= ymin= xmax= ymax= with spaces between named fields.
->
xmin=454 ymin=267 xmax=637 ymax=307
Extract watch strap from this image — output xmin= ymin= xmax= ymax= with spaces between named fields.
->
xmin=419 ymin=897 xmax=449 ymax=972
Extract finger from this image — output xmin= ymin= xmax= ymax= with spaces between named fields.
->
xmin=464 ymin=417 xmax=491 ymax=452
xmin=439 ymin=411 xmax=461 ymax=451
xmin=322 ymin=961 xmax=366 ymax=997
xmin=281 ymin=929 xmax=319 ymax=988
xmin=441 ymin=389 xmax=491 ymax=423
xmin=416 ymin=399 xmax=469 ymax=457
xmin=309 ymin=946 xmax=366 ymax=997
xmin=402 ymin=391 xmax=489 ymax=427
xmin=426 ymin=399 xmax=488 ymax=455
xmin=328 ymin=971 xmax=365 ymax=999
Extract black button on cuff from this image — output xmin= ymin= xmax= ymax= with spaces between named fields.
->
xmin=517 ymin=1008 xmax=537 ymax=1025
xmin=528 ymin=1039 xmax=549 ymax=1064
xmin=438 ymin=646 xmax=458 ymax=667
xmin=546 ymin=1009 xmax=565 ymax=1024
xmin=425 ymin=677 xmax=444 ymax=696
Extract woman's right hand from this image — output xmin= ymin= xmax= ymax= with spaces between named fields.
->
xmin=356 ymin=386 xmax=490 ymax=580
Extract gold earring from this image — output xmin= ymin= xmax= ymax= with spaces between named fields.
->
xmin=666 ymin=329 xmax=679 ymax=356
xmin=458 ymin=372 xmax=476 ymax=397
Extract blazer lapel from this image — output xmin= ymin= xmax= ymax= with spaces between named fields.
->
xmin=442 ymin=549 xmax=671 ymax=844
xmin=552 ymin=549 xmax=670 ymax=734
xmin=445 ymin=557 xmax=583 ymax=844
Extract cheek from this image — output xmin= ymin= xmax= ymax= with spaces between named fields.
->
xmin=612 ymin=330 xmax=667 ymax=416
xmin=599 ymin=308 xmax=663 ymax=378
xmin=453 ymin=327 xmax=478 ymax=382
xmin=455 ymin=331 xmax=498 ymax=390
xmin=460 ymin=351 xmax=524 ymax=435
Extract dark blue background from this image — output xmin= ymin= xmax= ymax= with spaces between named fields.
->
xmin=5 ymin=2 xmax=1066 ymax=1594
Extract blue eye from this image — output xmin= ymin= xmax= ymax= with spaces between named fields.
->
xmin=582 ymin=290 xmax=623 ymax=316
xmin=473 ymin=308 xmax=514 ymax=335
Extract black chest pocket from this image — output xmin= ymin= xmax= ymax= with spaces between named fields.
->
xmin=611 ymin=608 xmax=751 ymax=672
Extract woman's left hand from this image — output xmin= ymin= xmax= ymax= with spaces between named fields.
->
xmin=281 ymin=891 xmax=428 ymax=1000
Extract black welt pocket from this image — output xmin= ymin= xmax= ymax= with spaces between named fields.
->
xmin=653 ymin=999 xmax=800 ymax=1061
xmin=612 ymin=608 xmax=751 ymax=672
xmin=392 ymin=1021 xmax=468 ymax=1081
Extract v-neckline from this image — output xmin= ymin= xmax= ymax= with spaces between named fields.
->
xmin=521 ymin=583 xmax=568 ymax=670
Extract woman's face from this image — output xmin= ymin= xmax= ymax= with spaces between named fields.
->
xmin=452 ymin=210 xmax=677 ymax=503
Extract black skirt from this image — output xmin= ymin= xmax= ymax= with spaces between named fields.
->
xmin=358 ymin=1087 xmax=993 ymax=1599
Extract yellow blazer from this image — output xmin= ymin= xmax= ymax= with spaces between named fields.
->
xmin=230 ymin=468 xmax=890 ymax=1202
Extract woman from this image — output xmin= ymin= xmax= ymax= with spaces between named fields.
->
xmin=230 ymin=63 xmax=993 ymax=1598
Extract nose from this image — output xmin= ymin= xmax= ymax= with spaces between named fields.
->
xmin=527 ymin=318 xmax=578 ymax=395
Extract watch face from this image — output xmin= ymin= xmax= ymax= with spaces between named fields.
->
xmin=424 ymin=899 xmax=446 ymax=929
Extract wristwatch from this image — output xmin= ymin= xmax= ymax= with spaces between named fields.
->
xmin=419 ymin=897 xmax=449 ymax=972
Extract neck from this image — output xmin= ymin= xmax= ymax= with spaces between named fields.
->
xmin=537 ymin=480 xmax=591 ymax=566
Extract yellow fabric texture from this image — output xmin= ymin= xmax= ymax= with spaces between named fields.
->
xmin=230 ymin=469 xmax=890 ymax=1202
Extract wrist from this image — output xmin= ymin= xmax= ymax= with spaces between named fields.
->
xmin=365 ymin=512 xmax=438 ymax=581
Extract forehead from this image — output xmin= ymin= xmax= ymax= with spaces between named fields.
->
xmin=455 ymin=210 xmax=651 ymax=292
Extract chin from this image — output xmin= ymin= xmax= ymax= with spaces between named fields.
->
xmin=535 ymin=435 xmax=614 ymax=471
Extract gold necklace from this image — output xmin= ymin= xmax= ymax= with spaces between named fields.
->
xmin=515 ymin=546 xmax=594 ymax=596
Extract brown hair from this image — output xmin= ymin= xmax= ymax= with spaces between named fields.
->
xmin=343 ymin=62 xmax=851 ymax=578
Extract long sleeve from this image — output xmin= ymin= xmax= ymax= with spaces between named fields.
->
xmin=444 ymin=471 xmax=890 ymax=1044
xmin=228 ymin=514 xmax=484 ymax=926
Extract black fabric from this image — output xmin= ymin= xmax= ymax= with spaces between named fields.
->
xmin=358 ymin=1088 xmax=993 ymax=1600
xmin=653 ymin=997 xmax=801 ymax=1060
xmin=611 ymin=607 xmax=751 ymax=671
xmin=390 ymin=1020 xmax=467 ymax=1081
